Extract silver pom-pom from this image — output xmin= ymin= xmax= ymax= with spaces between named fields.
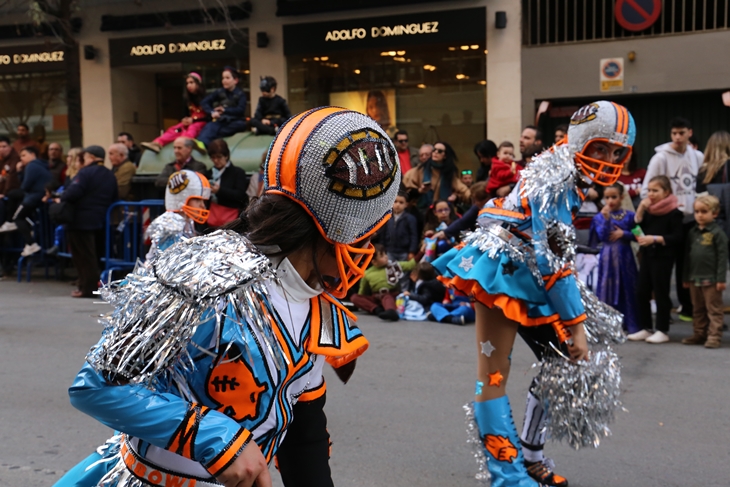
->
xmin=88 ymin=230 xmax=284 ymax=385
xmin=464 ymin=402 xmax=490 ymax=484
xmin=462 ymin=225 xmax=542 ymax=283
xmin=577 ymin=279 xmax=627 ymax=345
xmin=143 ymin=211 xmax=191 ymax=254
xmin=534 ymin=346 xmax=623 ymax=449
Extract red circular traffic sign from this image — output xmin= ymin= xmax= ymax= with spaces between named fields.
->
xmin=615 ymin=0 xmax=662 ymax=32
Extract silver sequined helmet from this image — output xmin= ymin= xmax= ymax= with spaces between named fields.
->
xmin=263 ymin=106 xmax=401 ymax=297
xmin=567 ymin=100 xmax=636 ymax=186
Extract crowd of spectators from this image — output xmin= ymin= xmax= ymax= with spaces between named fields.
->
xmin=3 ymin=82 xmax=730 ymax=348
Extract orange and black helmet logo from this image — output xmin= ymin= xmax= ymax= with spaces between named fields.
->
xmin=168 ymin=171 xmax=190 ymax=194
xmin=323 ymin=129 xmax=398 ymax=200
xmin=570 ymin=103 xmax=599 ymax=125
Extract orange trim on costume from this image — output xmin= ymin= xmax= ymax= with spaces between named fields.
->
xmin=167 ymin=404 xmax=210 ymax=459
xmin=542 ymin=268 xmax=573 ymax=291
xmin=479 ymin=207 xmax=526 ymax=220
xmin=448 ymin=275 xmax=560 ymax=327
xmin=206 ymin=429 xmax=253 ymax=476
xmin=299 ymin=381 xmax=327 ymax=402
xmin=321 ymin=293 xmax=357 ymax=321
xmin=520 ymin=197 xmax=532 ymax=217
xmin=562 ymin=313 xmax=587 ymax=326
xmin=307 ymin=296 xmax=370 ymax=364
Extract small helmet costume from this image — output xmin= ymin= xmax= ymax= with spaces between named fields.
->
xmin=568 ymin=100 xmax=636 ymax=186
xmin=264 ymin=106 xmax=401 ymax=298
xmin=164 ymin=169 xmax=211 ymax=224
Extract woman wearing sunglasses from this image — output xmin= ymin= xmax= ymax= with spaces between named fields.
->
xmin=403 ymin=141 xmax=471 ymax=210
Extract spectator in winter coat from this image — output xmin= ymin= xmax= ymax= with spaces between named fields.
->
xmin=47 ymin=142 xmax=67 ymax=186
xmin=12 ymin=123 xmax=39 ymax=154
xmin=206 ymin=139 xmax=249 ymax=211
xmin=0 ymin=135 xmax=21 ymax=198
xmin=197 ymin=66 xmax=248 ymax=147
xmin=4 ymin=146 xmax=51 ymax=257
xmin=487 ymin=141 xmax=521 ymax=197
xmin=379 ymin=190 xmax=419 ymax=262
xmin=117 ymin=132 xmax=141 ymax=166
xmin=403 ymin=262 xmax=446 ymax=309
xmin=250 ymin=76 xmax=292 ymax=136
xmin=154 ymin=137 xmax=207 ymax=190
xmin=418 ymin=144 xmax=433 ymax=165
xmin=640 ymin=117 xmax=704 ymax=321
xmin=403 ymin=141 xmax=470 ymax=209
xmin=108 ymin=143 xmax=137 ymax=200
xmin=60 ymin=145 xmax=119 ymax=298
xmin=394 ymin=130 xmax=419 ymax=174
xmin=474 ymin=139 xmax=498 ymax=183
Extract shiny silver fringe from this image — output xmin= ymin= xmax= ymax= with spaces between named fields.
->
xmin=462 ymin=226 xmax=542 ymax=283
xmin=143 ymin=211 xmax=190 ymax=256
xmin=577 ymin=279 xmax=627 ymax=345
xmin=87 ymin=230 xmax=283 ymax=385
xmin=463 ymin=402 xmax=490 ymax=484
xmin=534 ymin=346 xmax=622 ymax=450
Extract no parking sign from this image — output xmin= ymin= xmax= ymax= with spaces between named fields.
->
xmin=600 ymin=58 xmax=624 ymax=92
xmin=615 ymin=0 xmax=662 ymax=32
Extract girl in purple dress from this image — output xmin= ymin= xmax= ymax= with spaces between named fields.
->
xmin=590 ymin=182 xmax=640 ymax=333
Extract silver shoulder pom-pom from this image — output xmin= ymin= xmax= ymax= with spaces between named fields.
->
xmin=534 ymin=346 xmax=623 ymax=449
xmin=88 ymin=230 xmax=282 ymax=385
xmin=144 ymin=211 xmax=189 ymax=248
xmin=519 ymin=145 xmax=577 ymax=217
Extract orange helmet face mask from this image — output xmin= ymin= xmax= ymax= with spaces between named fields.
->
xmin=567 ymin=101 xmax=636 ymax=187
xmin=182 ymin=196 xmax=211 ymax=224
xmin=263 ymin=107 xmax=401 ymax=298
xmin=574 ymin=141 xmax=632 ymax=186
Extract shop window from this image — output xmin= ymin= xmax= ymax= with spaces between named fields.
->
xmin=287 ymin=43 xmax=486 ymax=167
xmin=0 ymin=71 xmax=69 ymax=150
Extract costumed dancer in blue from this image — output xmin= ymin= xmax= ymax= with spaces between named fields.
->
xmin=433 ymin=101 xmax=635 ymax=487
xmin=589 ymin=182 xmax=640 ymax=334
xmin=144 ymin=169 xmax=211 ymax=260
xmin=53 ymin=107 xmax=401 ymax=487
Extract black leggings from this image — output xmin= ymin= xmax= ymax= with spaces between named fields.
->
xmin=637 ymin=254 xmax=675 ymax=332
xmin=277 ymin=393 xmax=334 ymax=487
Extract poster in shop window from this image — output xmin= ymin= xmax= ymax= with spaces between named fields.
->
xmin=330 ymin=90 xmax=397 ymax=135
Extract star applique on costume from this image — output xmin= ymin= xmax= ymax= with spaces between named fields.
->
xmin=480 ymin=340 xmax=496 ymax=357
xmin=501 ymin=261 xmax=518 ymax=276
xmin=488 ymin=370 xmax=504 ymax=387
xmin=459 ymin=256 xmax=475 ymax=272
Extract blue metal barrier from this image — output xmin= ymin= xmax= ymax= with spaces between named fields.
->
xmin=104 ymin=200 xmax=165 ymax=276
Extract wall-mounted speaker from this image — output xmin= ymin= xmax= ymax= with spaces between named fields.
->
xmin=256 ymin=32 xmax=269 ymax=48
xmin=495 ymin=11 xmax=507 ymax=29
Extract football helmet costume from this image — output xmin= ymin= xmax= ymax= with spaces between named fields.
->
xmin=568 ymin=100 xmax=636 ymax=186
xmin=264 ymin=106 xmax=401 ymax=298
xmin=164 ymin=169 xmax=211 ymax=224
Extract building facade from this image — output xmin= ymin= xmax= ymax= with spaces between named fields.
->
xmin=0 ymin=0 xmax=728 ymax=169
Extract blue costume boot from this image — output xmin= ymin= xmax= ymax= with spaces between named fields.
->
xmin=473 ymin=396 xmax=543 ymax=487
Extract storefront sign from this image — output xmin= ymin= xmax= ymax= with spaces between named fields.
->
xmin=0 ymin=44 xmax=66 ymax=74
xmin=600 ymin=58 xmax=624 ymax=92
xmin=283 ymin=8 xmax=485 ymax=56
xmin=109 ymin=30 xmax=247 ymax=67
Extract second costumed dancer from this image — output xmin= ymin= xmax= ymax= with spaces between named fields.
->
xmin=434 ymin=100 xmax=635 ymax=487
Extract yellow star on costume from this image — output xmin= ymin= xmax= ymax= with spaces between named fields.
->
xmin=487 ymin=370 xmax=504 ymax=387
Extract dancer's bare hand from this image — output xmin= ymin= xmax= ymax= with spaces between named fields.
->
xmin=567 ymin=324 xmax=589 ymax=362
xmin=215 ymin=442 xmax=271 ymax=487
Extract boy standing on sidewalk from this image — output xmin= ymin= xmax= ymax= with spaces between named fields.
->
xmin=682 ymin=195 xmax=728 ymax=348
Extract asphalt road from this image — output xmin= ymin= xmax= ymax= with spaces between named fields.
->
xmin=1 ymin=278 xmax=729 ymax=487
